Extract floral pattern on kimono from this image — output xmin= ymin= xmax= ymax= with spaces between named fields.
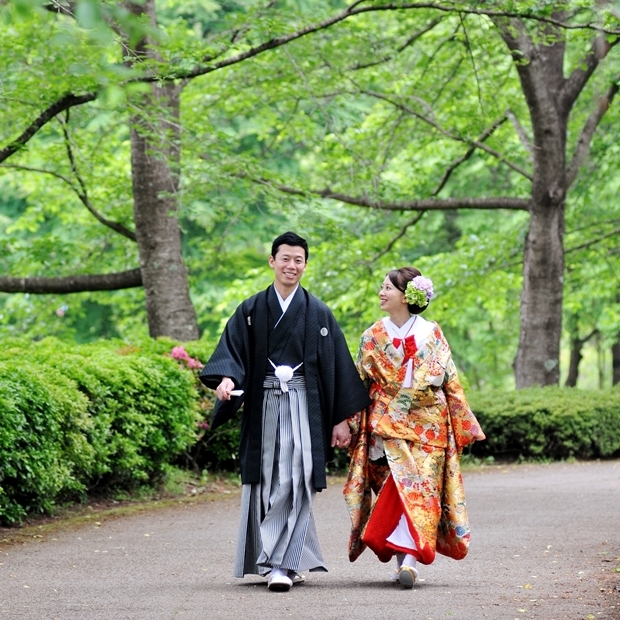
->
xmin=344 ymin=319 xmax=485 ymax=564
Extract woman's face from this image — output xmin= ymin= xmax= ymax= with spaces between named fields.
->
xmin=379 ymin=275 xmax=407 ymax=314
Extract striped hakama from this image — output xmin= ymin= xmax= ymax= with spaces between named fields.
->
xmin=234 ymin=375 xmax=327 ymax=577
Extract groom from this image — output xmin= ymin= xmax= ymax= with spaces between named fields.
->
xmin=200 ymin=231 xmax=370 ymax=591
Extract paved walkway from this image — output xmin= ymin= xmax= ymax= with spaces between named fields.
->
xmin=1 ymin=460 xmax=619 ymax=620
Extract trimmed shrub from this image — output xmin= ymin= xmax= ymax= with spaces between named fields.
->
xmin=184 ymin=409 xmax=243 ymax=474
xmin=0 ymin=362 xmax=94 ymax=523
xmin=0 ymin=338 xmax=202 ymax=524
xmin=468 ymin=386 xmax=620 ymax=460
xmin=4 ymin=333 xmax=619 ymax=524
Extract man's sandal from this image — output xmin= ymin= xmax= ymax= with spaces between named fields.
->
xmin=268 ymin=572 xmax=293 ymax=592
xmin=289 ymin=571 xmax=306 ymax=585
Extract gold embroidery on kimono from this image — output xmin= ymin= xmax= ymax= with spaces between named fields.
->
xmin=344 ymin=320 xmax=485 ymax=565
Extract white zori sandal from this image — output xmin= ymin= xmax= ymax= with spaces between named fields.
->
xmin=398 ymin=564 xmax=419 ymax=589
xmin=289 ymin=571 xmax=306 ymax=585
xmin=268 ymin=568 xmax=293 ymax=592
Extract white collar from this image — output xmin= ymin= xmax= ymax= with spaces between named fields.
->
xmin=383 ymin=315 xmax=417 ymax=339
xmin=383 ymin=314 xmax=434 ymax=343
xmin=274 ymin=284 xmax=299 ymax=313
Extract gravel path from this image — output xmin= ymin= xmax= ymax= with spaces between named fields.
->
xmin=1 ymin=460 xmax=619 ymax=620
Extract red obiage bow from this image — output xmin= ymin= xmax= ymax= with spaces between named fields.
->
xmin=392 ymin=335 xmax=417 ymax=363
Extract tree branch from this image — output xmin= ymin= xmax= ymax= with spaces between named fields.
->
xmin=566 ymin=74 xmax=620 ymax=188
xmin=0 ymin=163 xmax=137 ymax=242
xmin=0 ymin=268 xmax=142 ymax=294
xmin=362 ymin=90 xmax=533 ymax=180
xmin=565 ymin=226 xmax=620 ymax=254
xmin=361 ymin=212 xmax=426 ymax=265
xmin=59 ymin=113 xmax=137 ymax=241
xmin=433 ymin=115 xmax=509 ymax=195
xmin=255 ymin=178 xmax=530 ymax=211
xmin=562 ymin=36 xmax=620 ymax=111
xmin=0 ymin=93 xmax=97 ymax=164
xmin=505 ymin=108 xmax=534 ymax=161
xmin=350 ymin=17 xmax=443 ymax=70
xmin=43 ymin=1 xmax=77 ymax=16
xmin=4 ymin=1 xmax=616 ymax=163
xmin=140 ymin=4 xmax=620 ymax=82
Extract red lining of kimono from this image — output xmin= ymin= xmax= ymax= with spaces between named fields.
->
xmin=361 ymin=473 xmax=435 ymax=565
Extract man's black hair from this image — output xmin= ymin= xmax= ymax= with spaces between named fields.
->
xmin=271 ymin=231 xmax=309 ymax=261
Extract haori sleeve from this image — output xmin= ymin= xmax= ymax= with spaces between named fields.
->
xmin=199 ymin=303 xmax=249 ymax=391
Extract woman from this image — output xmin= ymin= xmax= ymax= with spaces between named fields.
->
xmin=344 ymin=267 xmax=485 ymax=588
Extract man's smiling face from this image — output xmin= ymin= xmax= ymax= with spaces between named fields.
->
xmin=269 ymin=243 xmax=307 ymax=296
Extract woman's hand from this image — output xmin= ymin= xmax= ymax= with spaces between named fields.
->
xmin=331 ymin=419 xmax=352 ymax=448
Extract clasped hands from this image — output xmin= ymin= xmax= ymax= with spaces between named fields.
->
xmin=331 ymin=419 xmax=352 ymax=449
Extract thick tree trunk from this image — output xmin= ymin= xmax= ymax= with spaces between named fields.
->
xmin=514 ymin=202 xmax=565 ymax=387
xmin=127 ymin=0 xmax=199 ymax=341
xmin=130 ymin=83 xmax=199 ymax=341
xmin=512 ymin=115 xmax=566 ymax=387
xmin=498 ymin=15 xmax=568 ymax=388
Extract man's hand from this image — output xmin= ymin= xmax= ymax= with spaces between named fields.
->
xmin=216 ymin=377 xmax=235 ymax=401
xmin=331 ymin=419 xmax=351 ymax=449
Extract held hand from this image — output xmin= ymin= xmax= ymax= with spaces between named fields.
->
xmin=331 ymin=420 xmax=352 ymax=449
xmin=216 ymin=377 xmax=235 ymax=401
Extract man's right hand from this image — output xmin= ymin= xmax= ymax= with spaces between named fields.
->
xmin=216 ymin=377 xmax=235 ymax=401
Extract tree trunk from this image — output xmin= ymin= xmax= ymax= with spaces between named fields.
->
xmin=612 ymin=341 xmax=620 ymax=386
xmin=564 ymin=318 xmax=597 ymax=388
xmin=565 ymin=336 xmax=582 ymax=388
xmin=514 ymin=202 xmax=565 ymax=387
xmin=498 ymin=16 xmax=568 ymax=388
xmin=127 ymin=0 xmax=199 ymax=341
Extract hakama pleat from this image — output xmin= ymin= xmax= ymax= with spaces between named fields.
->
xmin=234 ymin=376 xmax=327 ymax=577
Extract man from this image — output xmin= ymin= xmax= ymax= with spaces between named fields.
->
xmin=200 ymin=232 xmax=371 ymax=592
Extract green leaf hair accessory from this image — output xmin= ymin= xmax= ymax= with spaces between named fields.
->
xmin=405 ymin=276 xmax=435 ymax=306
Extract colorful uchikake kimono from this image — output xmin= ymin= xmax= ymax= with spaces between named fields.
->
xmin=343 ymin=316 xmax=485 ymax=566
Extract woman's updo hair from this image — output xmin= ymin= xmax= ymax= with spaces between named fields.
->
xmin=387 ymin=267 xmax=428 ymax=314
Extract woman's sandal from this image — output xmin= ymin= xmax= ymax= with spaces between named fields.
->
xmin=398 ymin=565 xmax=418 ymax=589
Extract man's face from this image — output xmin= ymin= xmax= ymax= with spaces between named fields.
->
xmin=269 ymin=244 xmax=307 ymax=291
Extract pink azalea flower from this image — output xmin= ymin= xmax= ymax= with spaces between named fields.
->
xmin=171 ymin=346 xmax=190 ymax=361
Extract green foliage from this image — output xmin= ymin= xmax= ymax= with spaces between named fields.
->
xmin=185 ymin=410 xmax=243 ymax=474
xmin=469 ymin=387 xmax=620 ymax=461
xmin=1 ymin=0 xmax=620 ymax=391
xmin=0 ymin=338 xmax=203 ymax=524
xmin=0 ymin=362 xmax=93 ymax=523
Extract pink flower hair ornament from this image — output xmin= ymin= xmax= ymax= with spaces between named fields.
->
xmin=405 ymin=276 xmax=435 ymax=307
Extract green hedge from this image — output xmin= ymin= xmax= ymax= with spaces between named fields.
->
xmin=3 ymin=336 xmax=619 ymax=525
xmin=0 ymin=337 xmax=207 ymax=525
xmin=468 ymin=386 xmax=620 ymax=460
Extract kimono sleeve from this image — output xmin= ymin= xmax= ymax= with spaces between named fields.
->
xmin=347 ymin=334 xmax=372 ymax=435
xmin=443 ymin=354 xmax=486 ymax=449
xmin=199 ymin=302 xmax=252 ymax=429
xmin=199 ymin=303 xmax=249 ymax=390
